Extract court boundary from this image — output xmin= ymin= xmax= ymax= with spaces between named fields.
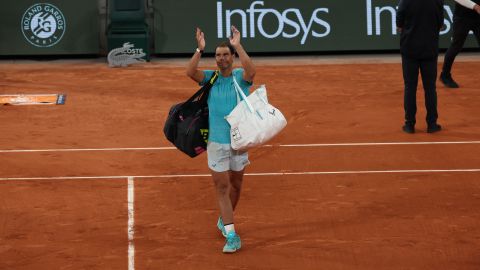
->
xmin=1 ymin=168 xmax=480 ymax=182
xmin=1 ymin=140 xmax=480 ymax=153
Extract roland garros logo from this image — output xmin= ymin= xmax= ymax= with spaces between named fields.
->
xmin=21 ymin=3 xmax=66 ymax=47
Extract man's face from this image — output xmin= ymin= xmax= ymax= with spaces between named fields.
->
xmin=215 ymin=46 xmax=234 ymax=70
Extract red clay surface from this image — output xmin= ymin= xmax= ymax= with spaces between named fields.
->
xmin=1 ymin=58 xmax=480 ymax=270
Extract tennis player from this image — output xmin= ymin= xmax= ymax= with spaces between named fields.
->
xmin=186 ymin=25 xmax=256 ymax=253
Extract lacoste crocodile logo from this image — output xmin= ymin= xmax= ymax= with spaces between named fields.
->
xmin=108 ymin=42 xmax=146 ymax=67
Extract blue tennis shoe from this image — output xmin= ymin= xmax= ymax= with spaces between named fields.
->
xmin=223 ymin=231 xmax=241 ymax=253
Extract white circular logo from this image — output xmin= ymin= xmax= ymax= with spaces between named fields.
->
xmin=21 ymin=3 xmax=66 ymax=47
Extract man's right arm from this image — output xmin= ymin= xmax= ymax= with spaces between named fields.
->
xmin=186 ymin=49 xmax=205 ymax=83
xmin=186 ymin=28 xmax=206 ymax=83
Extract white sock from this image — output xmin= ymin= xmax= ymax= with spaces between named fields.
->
xmin=224 ymin=224 xmax=235 ymax=234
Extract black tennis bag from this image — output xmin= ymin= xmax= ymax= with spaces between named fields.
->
xmin=163 ymin=72 xmax=218 ymax=157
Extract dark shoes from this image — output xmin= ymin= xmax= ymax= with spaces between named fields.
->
xmin=402 ymin=124 xmax=415 ymax=134
xmin=402 ymin=124 xmax=442 ymax=133
xmin=439 ymin=72 xmax=459 ymax=88
xmin=427 ymin=124 xmax=442 ymax=133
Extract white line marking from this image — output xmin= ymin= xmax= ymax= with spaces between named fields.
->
xmin=243 ymin=169 xmax=480 ymax=176
xmin=0 ymin=176 xmax=129 ymax=181
xmin=267 ymin=141 xmax=480 ymax=147
xmin=1 ymin=141 xmax=480 ymax=153
xmin=128 ymin=177 xmax=135 ymax=270
xmin=0 ymin=147 xmax=176 ymax=153
xmin=1 ymin=169 xmax=479 ymax=181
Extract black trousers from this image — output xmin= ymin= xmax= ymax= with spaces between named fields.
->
xmin=402 ymin=56 xmax=438 ymax=126
xmin=442 ymin=15 xmax=480 ymax=74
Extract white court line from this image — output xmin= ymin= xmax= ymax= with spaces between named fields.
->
xmin=1 ymin=168 xmax=480 ymax=181
xmin=271 ymin=141 xmax=480 ymax=147
xmin=1 ymin=141 xmax=480 ymax=153
xmin=0 ymin=176 xmax=129 ymax=181
xmin=127 ymin=177 xmax=135 ymax=270
xmin=0 ymin=147 xmax=175 ymax=153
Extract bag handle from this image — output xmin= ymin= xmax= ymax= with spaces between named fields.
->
xmin=232 ymin=76 xmax=254 ymax=113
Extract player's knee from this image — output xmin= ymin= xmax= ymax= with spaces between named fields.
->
xmin=214 ymin=180 xmax=229 ymax=195
xmin=230 ymin=179 xmax=242 ymax=192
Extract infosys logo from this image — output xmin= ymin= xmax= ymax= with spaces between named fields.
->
xmin=216 ymin=1 xmax=331 ymax=45
xmin=21 ymin=3 xmax=66 ymax=47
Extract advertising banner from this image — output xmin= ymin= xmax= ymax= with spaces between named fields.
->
xmin=0 ymin=0 xmax=99 ymax=55
xmin=153 ymin=0 xmax=478 ymax=54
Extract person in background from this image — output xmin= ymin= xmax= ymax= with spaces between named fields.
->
xmin=397 ymin=0 xmax=444 ymax=133
xmin=440 ymin=0 xmax=480 ymax=88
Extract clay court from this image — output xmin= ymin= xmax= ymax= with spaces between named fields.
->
xmin=1 ymin=55 xmax=480 ymax=270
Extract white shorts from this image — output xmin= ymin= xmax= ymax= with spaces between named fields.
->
xmin=207 ymin=142 xmax=250 ymax=172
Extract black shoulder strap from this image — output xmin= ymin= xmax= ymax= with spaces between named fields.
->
xmin=184 ymin=71 xmax=218 ymax=104
xmin=202 ymin=70 xmax=219 ymax=95
xmin=199 ymin=70 xmax=218 ymax=102
xmin=207 ymin=70 xmax=219 ymax=86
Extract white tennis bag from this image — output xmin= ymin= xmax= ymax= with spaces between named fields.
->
xmin=225 ymin=78 xmax=287 ymax=150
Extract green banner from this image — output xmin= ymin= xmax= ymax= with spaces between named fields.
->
xmin=153 ymin=0 xmax=478 ymax=54
xmin=0 ymin=0 xmax=99 ymax=55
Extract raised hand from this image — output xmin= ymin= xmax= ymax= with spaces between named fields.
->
xmin=229 ymin=25 xmax=241 ymax=48
xmin=196 ymin=27 xmax=205 ymax=50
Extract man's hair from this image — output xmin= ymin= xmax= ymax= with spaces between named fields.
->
xmin=216 ymin=41 xmax=236 ymax=55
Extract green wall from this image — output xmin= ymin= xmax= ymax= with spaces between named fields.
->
xmin=153 ymin=0 xmax=478 ymax=54
xmin=0 ymin=0 xmax=478 ymax=56
xmin=0 ymin=0 xmax=99 ymax=55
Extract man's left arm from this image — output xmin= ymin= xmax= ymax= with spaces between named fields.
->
xmin=229 ymin=26 xmax=256 ymax=83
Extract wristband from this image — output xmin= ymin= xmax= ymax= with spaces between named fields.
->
xmin=196 ymin=48 xmax=204 ymax=54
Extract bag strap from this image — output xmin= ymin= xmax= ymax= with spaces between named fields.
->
xmin=183 ymin=71 xmax=219 ymax=105
xmin=232 ymin=76 xmax=254 ymax=113
xmin=199 ymin=70 xmax=219 ymax=103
